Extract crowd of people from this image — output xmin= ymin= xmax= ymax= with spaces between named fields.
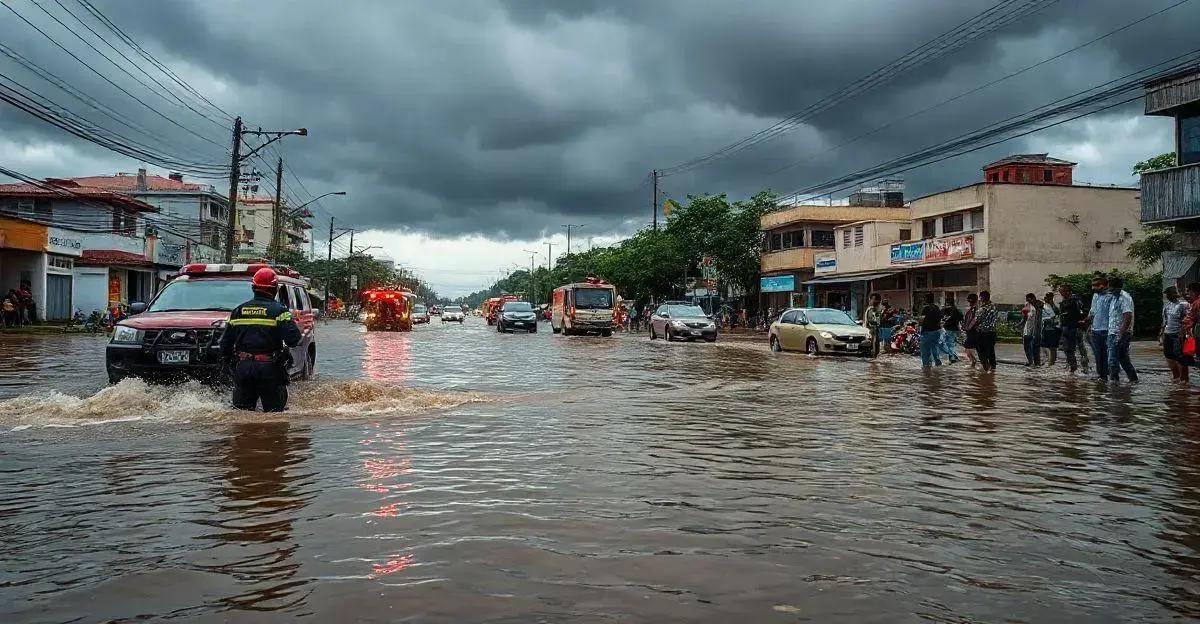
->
xmin=861 ymin=274 xmax=1200 ymax=385
xmin=1 ymin=281 xmax=36 ymax=328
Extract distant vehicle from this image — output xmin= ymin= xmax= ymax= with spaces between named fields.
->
xmin=483 ymin=295 xmax=519 ymax=325
xmin=441 ymin=305 xmax=465 ymax=323
xmin=106 ymin=263 xmax=317 ymax=384
xmin=769 ymin=307 xmax=870 ymax=355
xmin=649 ymin=302 xmax=717 ymax=342
xmin=429 ymin=305 xmax=441 ymax=315
xmin=412 ymin=304 xmax=431 ymax=324
xmin=497 ymin=300 xmax=538 ymax=333
xmin=551 ymin=277 xmax=616 ymax=336
xmin=362 ymin=288 xmax=415 ymax=331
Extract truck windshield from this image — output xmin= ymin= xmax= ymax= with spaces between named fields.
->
xmin=574 ymin=288 xmax=613 ymax=309
xmin=147 ymin=279 xmax=253 ymax=312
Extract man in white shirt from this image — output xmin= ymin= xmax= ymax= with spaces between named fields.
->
xmin=1084 ymin=275 xmax=1113 ymax=379
xmin=1105 ymin=276 xmax=1137 ymax=383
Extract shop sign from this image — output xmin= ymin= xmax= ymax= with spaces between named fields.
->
xmin=925 ymin=234 xmax=975 ymax=262
xmin=760 ymin=274 xmax=795 ymax=293
xmin=814 ymin=252 xmax=836 ymax=273
xmin=890 ymin=241 xmax=925 ymax=264
xmin=46 ymin=227 xmax=84 ymax=256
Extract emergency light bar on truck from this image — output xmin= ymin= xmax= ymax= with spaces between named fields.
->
xmin=179 ymin=263 xmax=302 ymax=279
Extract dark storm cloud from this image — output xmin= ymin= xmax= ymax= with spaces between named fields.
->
xmin=0 ymin=0 xmax=1193 ymax=240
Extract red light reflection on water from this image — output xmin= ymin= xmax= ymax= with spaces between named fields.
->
xmin=361 ymin=332 xmax=413 ymax=383
xmin=371 ymin=554 xmax=414 ymax=578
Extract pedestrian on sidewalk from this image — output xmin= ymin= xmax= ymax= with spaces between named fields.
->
xmin=864 ymin=293 xmax=883 ymax=357
xmin=962 ymin=293 xmax=980 ymax=368
xmin=1161 ymin=286 xmax=1191 ymax=385
xmin=1057 ymin=283 xmax=1089 ymax=374
xmin=1021 ymin=293 xmax=1043 ymax=366
xmin=1106 ymin=276 xmax=1138 ymax=383
xmin=1041 ymin=291 xmax=1061 ymax=367
xmin=1086 ymin=274 xmax=1113 ymax=380
xmin=918 ymin=293 xmax=943 ymax=368
xmin=940 ymin=294 xmax=963 ymax=364
xmin=975 ymin=291 xmax=999 ymax=372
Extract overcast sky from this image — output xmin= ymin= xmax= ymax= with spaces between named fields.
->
xmin=0 ymin=0 xmax=1191 ymax=296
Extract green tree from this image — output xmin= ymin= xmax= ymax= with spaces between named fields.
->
xmin=1131 ymin=152 xmax=1176 ymax=175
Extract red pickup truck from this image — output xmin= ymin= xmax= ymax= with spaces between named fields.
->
xmin=105 ymin=263 xmax=318 ymax=384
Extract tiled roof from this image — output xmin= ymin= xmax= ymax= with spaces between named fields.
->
xmin=76 ymin=249 xmax=155 ymax=268
xmin=0 ymin=180 xmax=158 ymax=212
xmin=71 ymin=173 xmax=210 ymax=192
xmin=982 ymin=153 xmax=1076 ymax=169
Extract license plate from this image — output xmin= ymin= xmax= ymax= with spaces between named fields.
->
xmin=158 ymin=350 xmax=189 ymax=365
xmin=691 ymin=331 xmax=702 ymax=336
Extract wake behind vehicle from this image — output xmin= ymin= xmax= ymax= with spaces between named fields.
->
xmin=769 ymin=307 xmax=870 ymax=355
xmin=649 ymin=302 xmax=718 ymax=342
xmin=362 ymin=287 xmax=415 ymax=331
xmin=441 ymin=305 xmax=465 ymax=322
xmin=497 ymin=300 xmax=538 ymax=333
xmin=551 ymin=278 xmax=616 ymax=336
xmin=105 ymin=263 xmax=318 ymax=384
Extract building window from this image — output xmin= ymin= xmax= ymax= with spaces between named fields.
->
xmin=48 ymin=255 xmax=73 ymax=270
xmin=112 ymin=209 xmax=137 ymax=235
xmin=782 ymin=230 xmax=804 ymax=249
xmin=1181 ymin=112 xmax=1200 ymax=166
xmin=853 ymin=226 xmax=864 ymax=247
xmin=842 ymin=229 xmax=851 ymax=248
xmin=899 ymin=228 xmax=911 ymax=241
xmin=932 ymin=267 xmax=978 ymax=288
xmin=988 ymin=172 xmax=999 ymax=182
xmin=921 ymin=218 xmax=936 ymax=239
xmin=1019 ymin=169 xmax=1030 ymax=183
xmin=970 ymin=208 xmax=984 ymax=230
xmin=1003 ymin=170 xmax=1011 ymax=182
xmin=770 ymin=233 xmax=782 ymax=250
xmin=1043 ymin=168 xmax=1053 ymax=182
xmin=782 ymin=231 xmax=794 ymax=248
xmin=943 ymin=213 xmax=964 ymax=234
xmin=811 ymin=229 xmax=834 ymax=247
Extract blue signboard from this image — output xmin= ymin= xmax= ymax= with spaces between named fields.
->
xmin=890 ymin=241 xmax=925 ymax=264
xmin=760 ymin=275 xmax=795 ymax=292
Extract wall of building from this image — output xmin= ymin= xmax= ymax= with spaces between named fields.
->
xmin=834 ymin=221 xmax=908 ymax=274
xmin=761 ymin=247 xmax=816 ymax=273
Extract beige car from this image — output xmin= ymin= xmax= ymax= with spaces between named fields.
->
xmin=769 ymin=307 xmax=871 ymax=355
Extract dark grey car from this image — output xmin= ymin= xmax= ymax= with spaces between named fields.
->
xmin=649 ymin=303 xmax=717 ymax=342
xmin=497 ymin=301 xmax=538 ymax=333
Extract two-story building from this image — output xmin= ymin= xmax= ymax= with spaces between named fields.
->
xmin=0 ymin=179 xmax=160 ymax=320
xmin=759 ymin=204 xmax=911 ymax=311
xmin=808 ymin=154 xmax=1143 ymax=313
xmin=72 ymin=169 xmax=230 ymax=265
xmin=1140 ymin=68 xmax=1200 ymax=288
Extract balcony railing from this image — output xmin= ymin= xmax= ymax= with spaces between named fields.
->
xmin=1141 ymin=162 xmax=1200 ymax=224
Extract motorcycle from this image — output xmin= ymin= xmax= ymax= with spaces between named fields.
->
xmin=890 ymin=321 xmax=921 ymax=355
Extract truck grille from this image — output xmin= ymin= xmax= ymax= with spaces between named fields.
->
xmin=144 ymin=329 xmax=222 ymax=348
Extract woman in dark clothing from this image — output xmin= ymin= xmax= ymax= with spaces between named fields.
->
xmin=975 ymin=291 xmax=999 ymax=372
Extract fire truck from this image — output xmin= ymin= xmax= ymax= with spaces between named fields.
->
xmin=361 ymin=287 xmax=416 ymax=331
xmin=552 ymin=277 xmax=617 ymax=337
xmin=482 ymin=294 xmax=519 ymax=326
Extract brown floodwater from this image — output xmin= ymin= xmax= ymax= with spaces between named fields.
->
xmin=2 ymin=319 xmax=1200 ymax=622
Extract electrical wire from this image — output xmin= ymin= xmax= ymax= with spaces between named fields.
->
xmin=657 ymin=0 xmax=1060 ymax=177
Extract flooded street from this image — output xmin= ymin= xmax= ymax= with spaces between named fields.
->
xmin=3 ymin=320 xmax=1200 ymax=623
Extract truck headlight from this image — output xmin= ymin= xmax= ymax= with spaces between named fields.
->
xmin=111 ymin=325 xmax=142 ymax=344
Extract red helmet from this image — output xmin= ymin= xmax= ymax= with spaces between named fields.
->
xmin=251 ymin=267 xmax=278 ymax=289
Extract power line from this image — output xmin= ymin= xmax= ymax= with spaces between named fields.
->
xmin=657 ymin=0 xmax=1060 ymax=177
xmin=765 ymin=0 xmax=1196 ymax=178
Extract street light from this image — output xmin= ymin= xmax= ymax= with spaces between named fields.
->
xmin=287 ymin=191 xmax=347 ymax=217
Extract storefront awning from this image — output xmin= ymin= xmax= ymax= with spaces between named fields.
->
xmin=802 ymin=270 xmax=903 ymax=286
xmin=1163 ymin=252 xmax=1198 ymax=280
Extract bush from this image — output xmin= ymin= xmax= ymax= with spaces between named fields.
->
xmin=1045 ymin=270 xmax=1163 ymax=338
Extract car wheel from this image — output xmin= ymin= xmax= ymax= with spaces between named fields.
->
xmin=300 ymin=348 xmax=315 ymax=381
xmin=769 ymin=335 xmax=782 ymax=352
xmin=649 ymin=325 xmax=656 ymax=340
xmin=806 ymin=337 xmax=820 ymax=355
xmin=705 ymin=337 xmax=717 ymax=343
xmin=601 ymin=329 xmax=612 ymax=337
xmin=665 ymin=327 xmax=674 ymax=342
xmin=529 ymin=325 xmax=537 ymax=333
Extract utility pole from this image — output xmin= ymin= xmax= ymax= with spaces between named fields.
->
xmin=348 ymin=230 xmax=354 ymax=256
xmin=323 ymin=219 xmax=353 ymax=311
xmin=562 ymin=224 xmax=584 ymax=255
xmin=545 ymin=242 xmax=554 ymax=269
xmin=523 ymin=250 xmax=538 ymax=304
xmin=269 ymin=155 xmax=283 ymax=259
xmin=651 ymin=169 xmax=659 ymax=231
xmin=223 ymin=116 xmax=243 ymax=262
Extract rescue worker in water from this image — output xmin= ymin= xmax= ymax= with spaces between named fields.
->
xmin=219 ymin=268 xmax=302 ymax=411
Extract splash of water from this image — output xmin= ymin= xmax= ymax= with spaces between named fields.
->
xmin=0 ymin=378 xmax=487 ymax=428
